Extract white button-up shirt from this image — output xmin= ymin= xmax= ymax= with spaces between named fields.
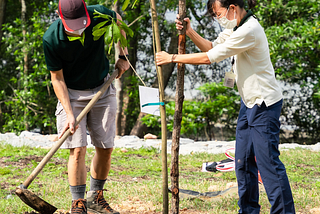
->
xmin=206 ymin=16 xmax=282 ymax=108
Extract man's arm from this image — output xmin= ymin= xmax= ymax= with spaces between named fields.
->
xmin=50 ymin=69 xmax=77 ymax=137
xmin=114 ymin=12 xmax=130 ymax=78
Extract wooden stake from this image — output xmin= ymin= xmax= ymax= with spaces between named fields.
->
xmin=171 ymin=0 xmax=186 ymax=213
xmin=149 ymin=0 xmax=169 ymax=213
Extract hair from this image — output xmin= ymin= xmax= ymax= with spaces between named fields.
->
xmin=207 ymin=0 xmax=256 ymax=17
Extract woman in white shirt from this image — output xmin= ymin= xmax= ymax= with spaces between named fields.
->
xmin=156 ymin=0 xmax=295 ymax=213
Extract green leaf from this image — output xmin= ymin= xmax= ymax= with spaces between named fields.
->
xmin=93 ymin=9 xmax=112 ymax=20
xmin=112 ymin=23 xmax=121 ymax=44
xmin=122 ymin=0 xmax=130 ymax=11
xmin=105 ymin=24 xmax=113 ymax=45
xmin=120 ymin=23 xmax=134 ymax=37
xmin=108 ymin=38 xmax=114 ymax=54
xmin=131 ymin=0 xmax=139 ymax=8
xmin=92 ymin=20 xmax=108 ymax=32
xmin=119 ymin=34 xmax=127 ymax=47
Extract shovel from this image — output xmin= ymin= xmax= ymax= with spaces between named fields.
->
xmin=15 ymin=70 xmax=119 ymax=214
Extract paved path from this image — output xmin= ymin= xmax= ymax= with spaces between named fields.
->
xmin=1 ymin=131 xmax=320 ymax=155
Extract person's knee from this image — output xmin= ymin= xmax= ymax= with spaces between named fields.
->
xmin=70 ymin=146 xmax=87 ymax=162
xmin=96 ymin=147 xmax=113 ymax=156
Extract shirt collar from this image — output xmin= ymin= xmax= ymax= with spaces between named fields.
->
xmin=59 ymin=20 xmax=68 ymax=40
xmin=233 ymin=10 xmax=254 ymax=31
xmin=67 ymin=32 xmax=85 ymax=46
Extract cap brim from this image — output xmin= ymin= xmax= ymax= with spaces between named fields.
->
xmin=63 ymin=15 xmax=90 ymax=31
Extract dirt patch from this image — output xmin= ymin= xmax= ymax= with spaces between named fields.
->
xmin=0 ymin=155 xmax=67 ymax=192
xmin=107 ymin=174 xmax=151 ymax=183
xmin=22 ymin=205 xmax=208 ymax=214
xmin=123 ymin=153 xmax=152 ymax=160
xmin=0 ymin=155 xmax=67 ymax=169
xmin=22 ymin=211 xmax=204 ymax=214
xmin=0 ymin=155 xmax=42 ymax=169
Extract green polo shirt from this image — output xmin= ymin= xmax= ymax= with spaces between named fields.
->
xmin=43 ymin=5 xmax=116 ymax=90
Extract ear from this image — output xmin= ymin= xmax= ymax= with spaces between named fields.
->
xmin=229 ymin=4 xmax=237 ymax=11
xmin=55 ymin=10 xmax=61 ymax=19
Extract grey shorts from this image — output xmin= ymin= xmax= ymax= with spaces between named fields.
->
xmin=56 ymin=75 xmax=117 ymax=149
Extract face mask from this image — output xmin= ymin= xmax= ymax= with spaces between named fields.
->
xmin=65 ymin=27 xmax=86 ymax=36
xmin=216 ymin=7 xmax=237 ymax=29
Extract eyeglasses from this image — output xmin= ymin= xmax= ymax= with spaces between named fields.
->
xmin=215 ymin=6 xmax=229 ymax=19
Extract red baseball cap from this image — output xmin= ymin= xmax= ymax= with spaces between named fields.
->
xmin=58 ymin=0 xmax=91 ymax=31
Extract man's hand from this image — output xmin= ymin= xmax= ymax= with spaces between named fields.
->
xmin=59 ymin=113 xmax=79 ymax=139
xmin=115 ymin=58 xmax=130 ymax=79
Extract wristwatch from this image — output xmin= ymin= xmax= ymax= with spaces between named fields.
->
xmin=119 ymin=55 xmax=129 ymax=61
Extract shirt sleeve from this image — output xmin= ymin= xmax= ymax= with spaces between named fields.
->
xmin=207 ymin=26 xmax=256 ymax=63
xmin=43 ymin=39 xmax=62 ymax=71
xmin=212 ymin=29 xmax=233 ymax=48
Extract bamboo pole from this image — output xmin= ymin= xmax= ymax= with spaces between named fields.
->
xmin=171 ymin=0 xmax=186 ymax=213
xmin=149 ymin=0 xmax=169 ymax=213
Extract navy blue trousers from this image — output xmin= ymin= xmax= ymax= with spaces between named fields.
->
xmin=235 ymin=99 xmax=295 ymax=214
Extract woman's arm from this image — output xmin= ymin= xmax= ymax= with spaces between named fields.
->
xmin=187 ymin=27 xmax=213 ymax=52
xmin=176 ymin=16 xmax=213 ymax=52
xmin=156 ymin=51 xmax=211 ymax=66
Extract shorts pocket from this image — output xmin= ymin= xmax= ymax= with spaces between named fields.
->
xmin=55 ymin=102 xmax=64 ymax=116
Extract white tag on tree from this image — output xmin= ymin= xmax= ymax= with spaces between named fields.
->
xmin=139 ymin=86 xmax=162 ymax=116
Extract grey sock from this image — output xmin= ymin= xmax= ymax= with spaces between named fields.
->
xmin=90 ymin=175 xmax=106 ymax=191
xmin=70 ymin=184 xmax=86 ymax=200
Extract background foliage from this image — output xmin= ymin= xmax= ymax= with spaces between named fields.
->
xmin=0 ymin=1 xmax=57 ymax=133
xmin=0 ymin=0 xmax=319 ymax=143
xmin=253 ymin=0 xmax=320 ymax=143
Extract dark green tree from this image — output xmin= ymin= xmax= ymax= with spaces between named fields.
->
xmin=1 ymin=1 xmax=58 ymax=133
xmin=253 ymin=0 xmax=320 ymax=143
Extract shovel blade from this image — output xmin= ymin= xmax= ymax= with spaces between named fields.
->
xmin=15 ymin=187 xmax=57 ymax=214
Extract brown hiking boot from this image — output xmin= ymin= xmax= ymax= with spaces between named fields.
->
xmin=87 ymin=189 xmax=119 ymax=214
xmin=71 ymin=199 xmax=87 ymax=214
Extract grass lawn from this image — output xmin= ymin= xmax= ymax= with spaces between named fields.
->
xmin=0 ymin=142 xmax=320 ymax=213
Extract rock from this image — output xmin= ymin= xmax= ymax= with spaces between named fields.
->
xmin=5 ymin=194 xmax=13 ymax=199
xmin=120 ymin=148 xmax=128 ymax=153
xmin=48 ymin=134 xmax=58 ymax=142
xmin=226 ymin=182 xmax=237 ymax=189
xmin=20 ymin=131 xmax=41 ymax=137
xmin=208 ymin=185 xmax=219 ymax=192
xmin=144 ymin=133 xmax=157 ymax=139
xmin=310 ymin=208 xmax=320 ymax=214
xmin=114 ymin=135 xmax=122 ymax=140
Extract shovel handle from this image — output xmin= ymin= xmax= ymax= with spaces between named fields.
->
xmin=21 ymin=70 xmax=119 ymax=189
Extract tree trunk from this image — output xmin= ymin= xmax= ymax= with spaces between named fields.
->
xmin=118 ymin=6 xmax=142 ymax=135
xmin=112 ymin=1 xmax=123 ymax=136
xmin=21 ymin=0 xmax=29 ymax=130
xmin=149 ymin=1 xmax=169 ymax=213
xmin=122 ymin=40 xmax=136 ymax=135
xmin=171 ymin=0 xmax=186 ymax=213
xmin=0 ymin=0 xmax=6 ymax=46
xmin=130 ymin=31 xmax=178 ymax=137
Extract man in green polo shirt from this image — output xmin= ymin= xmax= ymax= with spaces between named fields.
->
xmin=43 ymin=0 xmax=129 ymax=213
